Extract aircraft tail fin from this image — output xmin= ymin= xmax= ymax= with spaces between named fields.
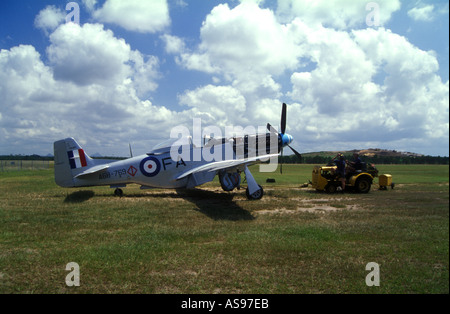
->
xmin=53 ymin=137 xmax=95 ymax=187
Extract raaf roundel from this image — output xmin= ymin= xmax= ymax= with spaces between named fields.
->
xmin=140 ymin=157 xmax=161 ymax=177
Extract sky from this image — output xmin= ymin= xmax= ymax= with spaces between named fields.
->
xmin=0 ymin=0 xmax=449 ymax=157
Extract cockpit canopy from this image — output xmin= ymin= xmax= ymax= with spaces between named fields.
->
xmin=147 ymin=135 xmax=233 ymax=155
xmin=147 ymin=132 xmax=279 ymax=156
xmin=148 ymin=136 xmax=193 ymax=155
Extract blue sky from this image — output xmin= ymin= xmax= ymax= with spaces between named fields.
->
xmin=0 ymin=0 xmax=448 ymax=157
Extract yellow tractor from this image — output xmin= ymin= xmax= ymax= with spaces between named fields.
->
xmin=311 ymin=162 xmax=393 ymax=193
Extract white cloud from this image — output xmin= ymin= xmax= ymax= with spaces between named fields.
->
xmin=82 ymin=0 xmax=97 ymax=12
xmin=276 ymin=0 xmax=401 ymax=29
xmin=93 ymin=0 xmax=170 ymax=33
xmin=34 ymin=5 xmax=65 ymax=35
xmin=408 ymin=5 xmax=435 ymax=22
xmin=177 ymin=2 xmax=302 ymax=126
xmin=288 ymin=21 xmax=377 ymax=116
xmin=174 ymin=1 xmax=448 ymax=155
xmin=46 ymin=23 xmax=160 ymax=97
xmin=179 ymin=85 xmax=247 ymax=126
xmin=288 ymin=26 xmax=449 ymax=152
xmin=0 ymin=45 xmax=69 ymax=149
xmin=161 ymin=34 xmax=186 ymax=54
xmin=128 ymin=51 xmax=160 ymax=97
xmin=0 ymin=27 xmax=183 ymax=155
xmin=180 ymin=2 xmax=303 ymax=78
xmin=47 ymin=23 xmax=131 ymax=86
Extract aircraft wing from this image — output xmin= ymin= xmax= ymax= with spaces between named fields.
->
xmin=175 ymin=153 xmax=279 ymax=180
xmin=74 ymin=164 xmax=110 ymax=178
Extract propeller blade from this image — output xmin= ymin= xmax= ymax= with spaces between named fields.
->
xmin=288 ymin=144 xmax=302 ymax=162
xmin=281 ymin=103 xmax=287 ymax=134
xmin=280 ymin=147 xmax=283 ymax=174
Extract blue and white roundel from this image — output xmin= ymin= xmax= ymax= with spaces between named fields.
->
xmin=139 ymin=157 xmax=161 ymax=177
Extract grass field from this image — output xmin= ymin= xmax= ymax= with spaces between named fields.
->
xmin=0 ymin=164 xmax=448 ymax=294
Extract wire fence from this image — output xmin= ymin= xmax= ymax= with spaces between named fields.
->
xmin=0 ymin=160 xmax=53 ymax=172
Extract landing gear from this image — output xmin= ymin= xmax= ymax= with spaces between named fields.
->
xmin=246 ymin=184 xmax=264 ymax=200
xmin=114 ymin=188 xmax=123 ymax=197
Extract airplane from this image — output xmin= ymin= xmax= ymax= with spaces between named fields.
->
xmin=53 ymin=103 xmax=302 ymax=200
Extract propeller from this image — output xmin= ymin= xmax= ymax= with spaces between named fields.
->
xmin=281 ymin=102 xmax=287 ymax=134
xmin=280 ymin=142 xmax=284 ymax=174
xmin=287 ymin=144 xmax=302 ymax=161
xmin=267 ymin=103 xmax=302 ymax=173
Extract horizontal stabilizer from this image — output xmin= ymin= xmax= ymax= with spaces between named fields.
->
xmin=140 ymin=185 xmax=157 ymax=190
xmin=74 ymin=164 xmax=109 ymax=179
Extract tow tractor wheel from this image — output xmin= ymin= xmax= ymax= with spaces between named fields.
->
xmin=325 ymin=183 xmax=337 ymax=194
xmin=355 ymin=177 xmax=371 ymax=193
xmin=246 ymin=185 xmax=264 ymax=200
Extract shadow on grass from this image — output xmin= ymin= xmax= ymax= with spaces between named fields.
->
xmin=119 ymin=188 xmax=254 ymax=221
xmin=66 ymin=187 xmax=255 ymax=221
xmin=64 ymin=190 xmax=95 ymax=203
xmin=177 ymin=188 xmax=255 ymax=221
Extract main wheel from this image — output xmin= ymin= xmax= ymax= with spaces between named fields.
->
xmin=355 ymin=177 xmax=371 ymax=193
xmin=114 ymin=188 xmax=123 ymax=197
xmin=246 ymin=185 xmax=264 ymax=200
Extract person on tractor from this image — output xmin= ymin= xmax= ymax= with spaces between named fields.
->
xmin=333 ymin=153 xmax=346 ymax=192
xmin=347 ymin=153 xmax=363 ymax=176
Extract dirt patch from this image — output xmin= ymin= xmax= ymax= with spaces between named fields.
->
xmin=256 ymin=197 xmax=360 ymax=215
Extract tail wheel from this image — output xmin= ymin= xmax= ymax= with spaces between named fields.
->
xmin=356 ymin=177 xmax=371 ymax=193
xmin=246 ymin=185 xmax=264 ymax=200
xmin=114 ymin=188 xmax=123 ymax=197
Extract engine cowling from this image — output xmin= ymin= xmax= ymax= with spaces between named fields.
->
xmin=219 ymin=171 xmax=241 ymax=192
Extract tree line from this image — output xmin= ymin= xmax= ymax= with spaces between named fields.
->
xmin=0 ymin=154 xmax=54 ymax=161
xmin=280 ymin=154 xmax=449 ymax=165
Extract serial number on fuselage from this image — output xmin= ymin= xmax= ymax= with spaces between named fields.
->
xmin=98 ymin=169 xmax=127 ymax=180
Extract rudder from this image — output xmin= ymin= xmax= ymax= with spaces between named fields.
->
xmin=54 ymin=138 xmax=93 ymax=187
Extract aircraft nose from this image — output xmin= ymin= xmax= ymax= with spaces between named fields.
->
xmin=281 ymin=133 xmax=294 ymax=146
xmin=287 ymin=134 xmax=294 ymax=145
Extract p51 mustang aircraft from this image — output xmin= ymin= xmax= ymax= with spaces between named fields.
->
xmin=54 ymin=103 xmax=301 ymax=200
